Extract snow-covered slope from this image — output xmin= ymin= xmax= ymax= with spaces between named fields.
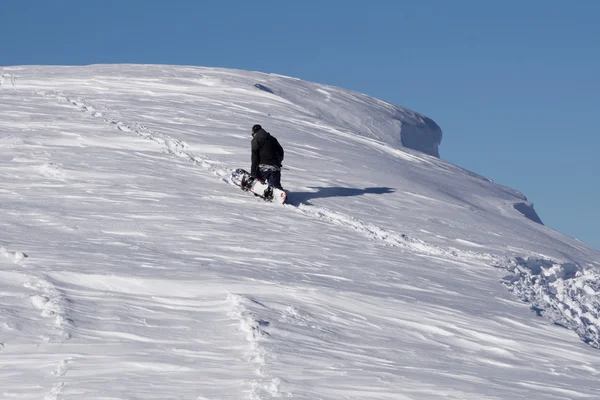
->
xmin=1 ymin=65 xmax=599 ymax=400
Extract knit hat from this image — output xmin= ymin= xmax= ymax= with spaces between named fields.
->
xmin=252 ymin=124 xmax=262 ymax=134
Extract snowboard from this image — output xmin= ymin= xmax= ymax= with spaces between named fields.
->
xmin=231 ymin=168 xmax=287 ymax=204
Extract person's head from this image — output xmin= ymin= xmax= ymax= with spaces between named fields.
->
xmin=251 ymin=124 xmax=262 ymax=137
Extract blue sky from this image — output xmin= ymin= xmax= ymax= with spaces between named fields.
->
xmin=2 ymin=0 xmax=599 ymax=250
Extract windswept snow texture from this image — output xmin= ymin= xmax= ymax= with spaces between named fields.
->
xmin=1 ymin=64 xmax=599 ymax=400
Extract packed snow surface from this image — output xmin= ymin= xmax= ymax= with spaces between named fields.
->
xmin=1 ymin=65 xmax=599 ymax=399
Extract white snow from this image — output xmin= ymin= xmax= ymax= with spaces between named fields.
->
xmin=0 ymin=64 xmax=599 ymax=399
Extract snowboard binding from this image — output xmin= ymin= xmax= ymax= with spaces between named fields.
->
xmin=240 ymin=175 xmax=254 ymax=191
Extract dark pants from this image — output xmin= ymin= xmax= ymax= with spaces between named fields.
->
xmin=257 ymin=166 xmax=283 ymax=190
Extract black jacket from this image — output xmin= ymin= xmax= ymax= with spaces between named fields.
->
xmin=251 ymin=129 xmax=284 ymax=176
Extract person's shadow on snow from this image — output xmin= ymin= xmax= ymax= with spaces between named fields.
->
xmin=287 ymin=187 xmax=395 ymax=205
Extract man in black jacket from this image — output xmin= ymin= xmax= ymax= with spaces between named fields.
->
xmin=251 ymin=124 xmax=284 ymax=190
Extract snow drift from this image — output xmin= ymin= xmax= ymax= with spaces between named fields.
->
xmin=1 ymin=64 xmax=599 ymax=400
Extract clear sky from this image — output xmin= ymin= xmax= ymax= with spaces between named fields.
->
xmin=2 ymin=0 xmax=599 ymax=251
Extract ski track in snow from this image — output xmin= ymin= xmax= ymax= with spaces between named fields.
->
xmin=35 ymin=87 xmax=600 ymax=350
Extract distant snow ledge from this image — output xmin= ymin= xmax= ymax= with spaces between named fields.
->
xmin=253 ymin=75 xmax=443 ymax=158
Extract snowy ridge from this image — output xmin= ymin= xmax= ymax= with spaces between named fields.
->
xmin=26 ymin=72 xmax=600 ymax=348
xmin=1 ymin=65 xmax=600 ymax=399
xmin=35 ymin=85 xmax=600 ymax=349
